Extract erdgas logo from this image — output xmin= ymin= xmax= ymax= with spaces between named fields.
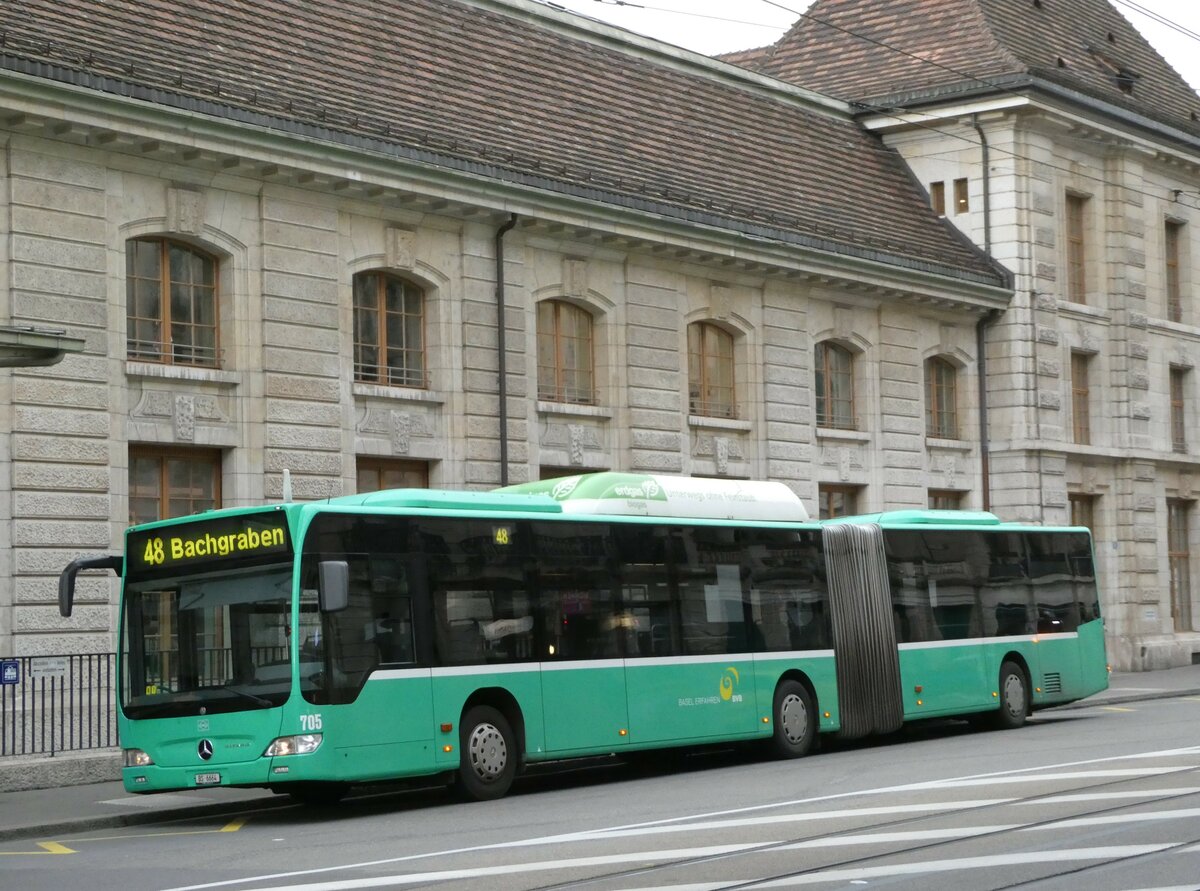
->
xmin=551 ymin=477 xmax=581 ymax=499
xmin=720 ymin=667 xmax=743 ymax=703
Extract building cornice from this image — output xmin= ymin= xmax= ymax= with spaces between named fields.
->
xmin=0 ymin=67 xmax=1012 ymax=312
xmin=856 ymin=75 xmax=1200 ymax=167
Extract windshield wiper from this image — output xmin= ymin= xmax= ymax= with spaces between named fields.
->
xmin=219 ymin=685 xmax=274 ymax=708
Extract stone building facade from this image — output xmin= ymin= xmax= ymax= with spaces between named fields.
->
xmin=0 ymin=0 xmax=1010 ymax=658
xmin=743 ymin=0 xmax=1200 ymax=669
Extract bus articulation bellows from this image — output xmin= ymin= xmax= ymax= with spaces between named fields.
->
xmin=59 ymin=472 xmax=1109 ymax=803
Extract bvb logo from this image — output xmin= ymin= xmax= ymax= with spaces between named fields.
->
xmin=719 ymin=667 xmax=740 ymax=701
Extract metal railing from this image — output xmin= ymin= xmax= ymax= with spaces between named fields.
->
xmin=0 ymin=653 xmax=118 ymax=757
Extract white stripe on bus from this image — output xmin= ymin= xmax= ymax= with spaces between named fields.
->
xmin=897 ymin=633 xmax=1078 ymax=651
xmin=367 ymin=652 xmax=837 ymax=682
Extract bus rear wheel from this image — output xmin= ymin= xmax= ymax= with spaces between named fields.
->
xmin=771 ymin=680 xmax=815 ymax=758
xmin=992 ymin=661 xmax=1029 ymax=730
xmin=458 ymin=705 xmax=517 ymax=801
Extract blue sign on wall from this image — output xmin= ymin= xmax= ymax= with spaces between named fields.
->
xmin=1 ymin=660 xmax=19 ymax=685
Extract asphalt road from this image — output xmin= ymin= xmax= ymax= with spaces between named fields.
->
xmin=5 ymin=695 xmax=1200 ymax=891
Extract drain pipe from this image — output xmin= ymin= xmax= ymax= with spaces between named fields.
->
xmin=495 ymin=213 xmax=518 ymax=486
xmin=972 ymin=114 xmax=998 ymax=512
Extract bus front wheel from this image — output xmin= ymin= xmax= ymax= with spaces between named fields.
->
xmin=458 ymin=705 xmax=517 ymax=801
xmin=771 ymin=680 xmax=815 ymax=758
xmin=993 ymin=661 xmax=1029 ymax=730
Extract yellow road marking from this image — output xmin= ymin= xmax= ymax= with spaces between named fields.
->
xmin=1100 ymin=706 xmax=1136 ymax=712
xmin=0 ymin=841 xmax=77 ymax=855
xmin=4 ymin=816 xmax=250 ymax=853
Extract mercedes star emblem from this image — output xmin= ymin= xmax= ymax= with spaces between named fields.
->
xmin=197 ymin=739 xmax=214 ymax=761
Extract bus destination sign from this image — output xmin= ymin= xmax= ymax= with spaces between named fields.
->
xmin=127 ymin=514 xmax=291 ymax=576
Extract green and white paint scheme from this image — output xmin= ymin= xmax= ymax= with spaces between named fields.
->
xmin=58 ymin=472 xmax=1109 ymax=803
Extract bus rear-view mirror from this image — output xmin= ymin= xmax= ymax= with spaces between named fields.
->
xmin=318 ymin=560 xmax=350 ymax=613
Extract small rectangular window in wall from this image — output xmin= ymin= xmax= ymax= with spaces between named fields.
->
xmin=1167 ymin=498 xmax=1194 ymax=632
xmin=1166 ymin=221 xmax=1184 ymax=323
xmin=930 ymin=181 xmax=945 ymax=216
xmin=1171 ymin=367 xmax=1188 ymax=453
xmin=1071 ymin=352 xmax=1091 ymax=446
xmin=819 ymin=484 xmax=860 ymax=520
xmin=953 ymin=178 xmax=969 ymax=214
xmin=928 ymin=490 xmax=964 ymax=510
xmin=1066 ymin=194 xmax=1088 ymax=304
xmin=129 ymin=447 xmax=222 ymax=525
xmin=1069 ymin=493 xmax=1097 ymax=532
xmin=356 ymin=457 xmax=429 ymax=493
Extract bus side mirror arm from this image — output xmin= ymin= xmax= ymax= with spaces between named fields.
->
xmin=319 ymin=560 xmax=349 ymax=613
xmin=59 ymin=555 xmax=123 ymax=618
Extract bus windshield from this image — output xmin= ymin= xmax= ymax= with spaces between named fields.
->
xmin=122 ymin=563 xmax=295 ymax=719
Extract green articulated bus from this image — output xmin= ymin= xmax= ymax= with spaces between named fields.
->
xmin=58 ymin=472 xmax=1109 ymax=803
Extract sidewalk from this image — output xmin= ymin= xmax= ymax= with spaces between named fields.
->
xmin=1 ymin=664 xmax=1198 ymax=843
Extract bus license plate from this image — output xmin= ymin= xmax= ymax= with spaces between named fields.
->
xmin=195 ymin=773 xmax=221 ymax=786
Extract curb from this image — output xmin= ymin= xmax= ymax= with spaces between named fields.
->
xmin=0 ymin=795 xmax=293 ymax=843
xmin=1047 ymin=687 xmax=1200 ymax=711
xmin=3 ymin=686 xmax=1199 ymax=843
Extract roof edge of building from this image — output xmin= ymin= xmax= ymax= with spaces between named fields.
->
xmin=0 ymin=60 xmax=1010 ymax=293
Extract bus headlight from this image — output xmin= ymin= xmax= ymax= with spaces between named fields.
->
xmin=124 ymin=748 xmax=154 ymax=767
xmin=263 ymin=734 xmax=323 ymax=757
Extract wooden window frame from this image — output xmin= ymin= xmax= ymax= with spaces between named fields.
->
xmin=128 ymin=446 xmax=222 ymax=525
xmin=930 ymin=181 xmax=945 ymax=216
xmin=1069 ymin=493 xmax=1097 ymax=532
xmin=356 ymin=457 xmax=429 ymax=493
xmin=126 ymin=237 xmax=220 ymax=367
xmin=537 ymin=299 xmax=595 ymax=405
xmin=1171 ymin=367 xmax=1188 ymax=453
xmin=1166 ymin=220 xmax=1183 ymax=323
xmin=819 ymin=484 xmax=860 ymax=520
xmin=688 ymin=321 xmax=737 ymax=419
xmin=1066 ymin=194 xmax=1088 ymax=304
xmin=353 ymin=272 xmax=426 ymax=388
xmin=815 ymin=341 xmax=856 ymax=430
xmin=1071 ymin=351 xmax=1092 ymax=445
xmin=1167 ymin=498 xmax=1194 ymax=632
xmin=953 ymin=178 xmax=969 ymax=214
xmin=928 ymin=489 xmax=964 ymax=510
xmin=925 ymin=357 xmax=959 ymax=439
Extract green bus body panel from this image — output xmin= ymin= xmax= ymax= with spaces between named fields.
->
xmin=625 ymin=657 xmax=759 ymax=745
xmin=540 ymin=663 xmax=630 ymax=753
xmin=319 ymin=672 xmax=435 ymax=783
xmin=897 ymin=644 xmax=989 ymax=717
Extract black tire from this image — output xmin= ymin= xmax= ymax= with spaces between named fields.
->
xmin=992 ymin=661 xmax=1029 ymax=730
xmin=286 ymin=782 xmax=349 ymax=806
xmin=771 ymin=680 xmax=816 ymax=758
xmin=458 ymin=705 xmax=518 ymax=801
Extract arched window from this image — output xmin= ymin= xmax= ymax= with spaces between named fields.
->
xmin=925 ymin=357 xmax=959 ymax=438
xmin=126 ymin=237 xmax=219 ymax=367
xmin=688 ymin=322 xmax=736 ymax=419
xmin=353 ymin=272 xmax=425 ymax=387
xmin=814 ymin=341 xmax=855 ymax=430
xmin=537 ymin=300 xmax=594 ymax=404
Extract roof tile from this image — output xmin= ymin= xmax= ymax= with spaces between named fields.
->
xmin=0 ymin=0 xmax=1001 ymax=282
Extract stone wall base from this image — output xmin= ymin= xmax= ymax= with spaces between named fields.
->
xmin=1108 ymin=633 xmax=1200 ymax=672
xmin=0 ymin=749 xmax=121 ymax=792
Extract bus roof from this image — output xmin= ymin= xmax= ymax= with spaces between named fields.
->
xmin=497 ymin=472 xmax=809 ymax=523
xmin=826 ymin=509 xmax=1002 ymax=527
xmin=323 ymin=488 xmax=562 ymax=514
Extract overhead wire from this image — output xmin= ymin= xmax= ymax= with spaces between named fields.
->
xmin=566 ymin=0 xmax=1200 ymax=208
